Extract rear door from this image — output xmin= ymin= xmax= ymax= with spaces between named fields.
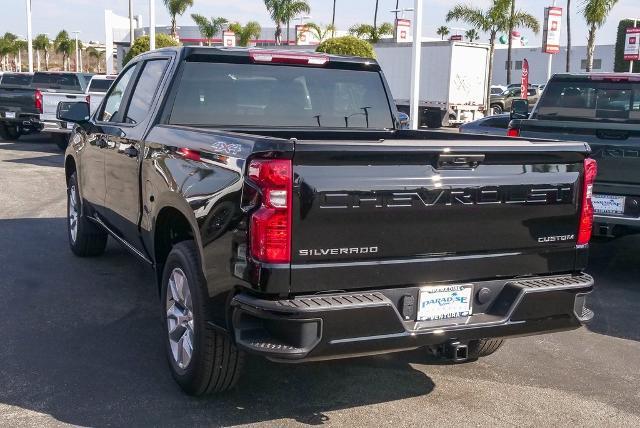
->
xmin=290 ymin=139 xmax=586 ymax=293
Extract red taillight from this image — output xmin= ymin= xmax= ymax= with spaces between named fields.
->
xmin=177 ymin=147 xmax=201 ymax=161
xmin=577 ymin=158 xmax=598 ymax=246
xmin=507 ymin=127 xmax=520 ymax=137
xmin=249 ymin=50 xmax=329 ymax=66
xmin=35 ymin=89 xmax=43 ymax=114
xmin=85 ymin=95 xmax=91 ymax=104
xmin=248 ymin=158 xmax=292 ymax=264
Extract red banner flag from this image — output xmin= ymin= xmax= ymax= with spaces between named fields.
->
xmin=521 ymin=59 xmax=529 ymax=99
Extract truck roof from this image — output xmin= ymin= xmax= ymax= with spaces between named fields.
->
xmin=140 ymin=46 xmax=382 ymax=71
xmin=551 ymin=72 xmax=640 ymax=82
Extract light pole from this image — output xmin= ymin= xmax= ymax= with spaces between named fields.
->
xmin=631 ymin=19 xmax=638 ymax=73
xmin=546 ymin=0 xmax=557 ymax=82
xmin=129 ymin=0 xmax=135 ymax=48
xmin=26 ymin=0 xmax=33 ymax=72
xmin=72 ymin=31 xmax=80 ymax=72
xmin=410 ymin=0 xmax=423 ymax=129
xmin=149 ymin=0 xmax=156 ymax=50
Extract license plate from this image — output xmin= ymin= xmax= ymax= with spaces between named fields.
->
xmin=417 ymin=284 xmax=473 ymax=321
xmin=592 ymin=194 xmax=625 ymax=215
xmin=5 ymin=112 xmax=15 ymax=119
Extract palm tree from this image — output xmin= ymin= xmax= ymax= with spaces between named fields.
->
xmin=228 ymin=22 xmax=262 ymax=47
xmin=191 ymin=14 xmax=228 ymax=46
xmin=265 ymin=0 xmax=311 ymax=45
xmin=349 ymin=22 xmax=394 ymax=42
xmin=373 ymin=0 xmax=380 ymax=35
xmin=87 ymin=47 xmax=105 ymax=73
xmin=581 ymin=0 xmax=618 ymax=72
xmin=14 ymin=40 xmax=28 ymax=72
xmin=436 ymin=26 xmax=450 ymax=40
xmin=163 ymin=0 xmax=194 ymax=39
xmin=447 ymin=0 xmax=538 ymax=113
xmin=1 ymin=33 xmax=17 ymax=71
xmin=54 ymin=30 xmax=74 ymax=71
xmin=465 ymin=29 xmax=480 ymax=42
xmin=506 ymin=0 xmax=540 ymax=84
xmin=305 ymin=23 xmax=337 ymax=42
xmin=331 ymin=0 xmax=337 ymax=37
xmin=566 ymin=0 xmax=571 ymax=72
xmin=33 ymin=34 xmax=49 ymax=71
xmin=283 ymin=1 xmax=311 ymax=45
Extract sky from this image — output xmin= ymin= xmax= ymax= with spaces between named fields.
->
xmin=2 ymin=0 xmax=638 ymax=46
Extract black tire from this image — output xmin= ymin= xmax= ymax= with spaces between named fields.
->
xmin=67 ymin=172 xmax=108 ymax=257
xmin=53 ymin=133 xmax=69 ymax=150
xmin=468 ymin=338 xmax=504 ymax=359
xmin=161 ymin=241 xmax=244 ymax=396
xmin=0 ymin=124 xmax=20 ymax=141
xmin=491 ymin=104 xmax=503 ymax=115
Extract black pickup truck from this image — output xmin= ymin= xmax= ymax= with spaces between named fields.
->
xmin=0 ymin=72 xmax=41 ymax=140
xmin=509 ymin=73 xmax=640 ymax=237
xmin=59 ymin=47 xmax=595 ymax=396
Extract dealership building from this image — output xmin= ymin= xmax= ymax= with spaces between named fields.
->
xmin=491 ymin=44 xmax=617 ymax=86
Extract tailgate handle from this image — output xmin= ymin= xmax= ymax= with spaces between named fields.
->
xmin=596 ymin=130 xmax=629 ymax=141
xmin=437 ymin=154 xmax=485 ymax=169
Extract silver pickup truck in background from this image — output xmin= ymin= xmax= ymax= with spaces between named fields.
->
xmin=36 ymin=72 xmax=92 ymax=149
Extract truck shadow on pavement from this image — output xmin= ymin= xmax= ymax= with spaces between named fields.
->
xmin=0 ymin=137 xmax=64 ymax=168
xmin=0 ymin=217 xmax=434 ymax=427
xmin=586 ymin=236 xmax=640 ymax=342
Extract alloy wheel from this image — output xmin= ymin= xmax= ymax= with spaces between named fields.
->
xmin=166 ymin=268 xmax=195 ymax=369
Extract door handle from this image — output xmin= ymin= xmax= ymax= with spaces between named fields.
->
xmin=437 ymin=154 xmax=485 ymax=169
xmin=124 ymin=146 xmax=139 ymax=158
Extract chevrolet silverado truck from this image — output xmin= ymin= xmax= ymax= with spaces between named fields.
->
xmin=58 ymin=47 xmax=596 ymax=396
xmin=36 ymin=71 xmax=92 ymax=149
xmin=508 ymin=73 xmax=640 ymax=238
xmin=0 ymin=72 xmax=42 ymax=140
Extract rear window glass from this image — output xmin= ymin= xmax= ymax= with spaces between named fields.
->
xmin=535 ymin=80 xmax=640 ymax=124
xmin=0 ymin=74 xmax=32 ymax=87
xmin=88 ymin=78 xmax=114 ymax=93
xmin=32 ymin=73 xmax=84 ymax=92
xmin=168 ymin=62 xmax=394 ymax=129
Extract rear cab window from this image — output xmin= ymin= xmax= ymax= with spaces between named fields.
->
xmin=167 ymin=61 xmax=394 ymax=129
xmin=88 ymin=78 xmax=115 ymax=93
xmin=31 ymin=73 xmax=85 ymax=93
xmin=0 ymin=74 xmax=33 ymax=87
xmin=534 ymin=78 xmax=640 ymax=124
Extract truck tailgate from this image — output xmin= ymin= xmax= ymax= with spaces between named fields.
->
xmin=41 ymin=92 xmax=86 ymax=122
xmin=290 ymin=139 xmax=588 ymax=293
xmin=0 ymin=88 xmax=37 ymax=115
xmin=517 ymin=120 xmax=640 ymax=189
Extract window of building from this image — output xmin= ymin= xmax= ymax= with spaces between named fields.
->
xmin=515 ymin=60 xmax=523 ymax=70
xmin=580 ymin=59 xmax=603 ymax=70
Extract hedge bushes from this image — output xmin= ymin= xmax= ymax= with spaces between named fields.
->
xmin=123 ymin=34 xmax=179 ymax=65
xmin=316 ymin=36 xmax=376 ymax=59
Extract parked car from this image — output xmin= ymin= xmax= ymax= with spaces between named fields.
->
xmin=490 ymin=86 xmax=541 ymax=114
xmin=0 ymin=72 xmax=41 ymax=140
xmin=35 ymin=72 xmax=92 ymax=149
xmin=491 ymin=85 xmax=507 ymax=95
xmin=86 ymin=74 xmax=117 ymax=114
xmin=59 ymin=46 xmax=595 ymax=396
xmin=459 ymin=113 xmax=510 ymax=135
xmin=508 ymin=72 xmax=640 ymax=238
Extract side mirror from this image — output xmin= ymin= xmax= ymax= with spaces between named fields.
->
xmin=397 ymin=112 xmax=410 ymax=129
xmin=57 ymin=101 xmax=90 ymax=123
xmin=510 ymin=99 xmax=529 ymax=120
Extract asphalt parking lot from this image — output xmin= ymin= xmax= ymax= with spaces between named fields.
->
xmin=1 ymin=134 xmax=639 ymax=427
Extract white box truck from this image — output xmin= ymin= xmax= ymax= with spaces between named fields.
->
xmin=375 ymin=41 xmax=490 ymax=128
